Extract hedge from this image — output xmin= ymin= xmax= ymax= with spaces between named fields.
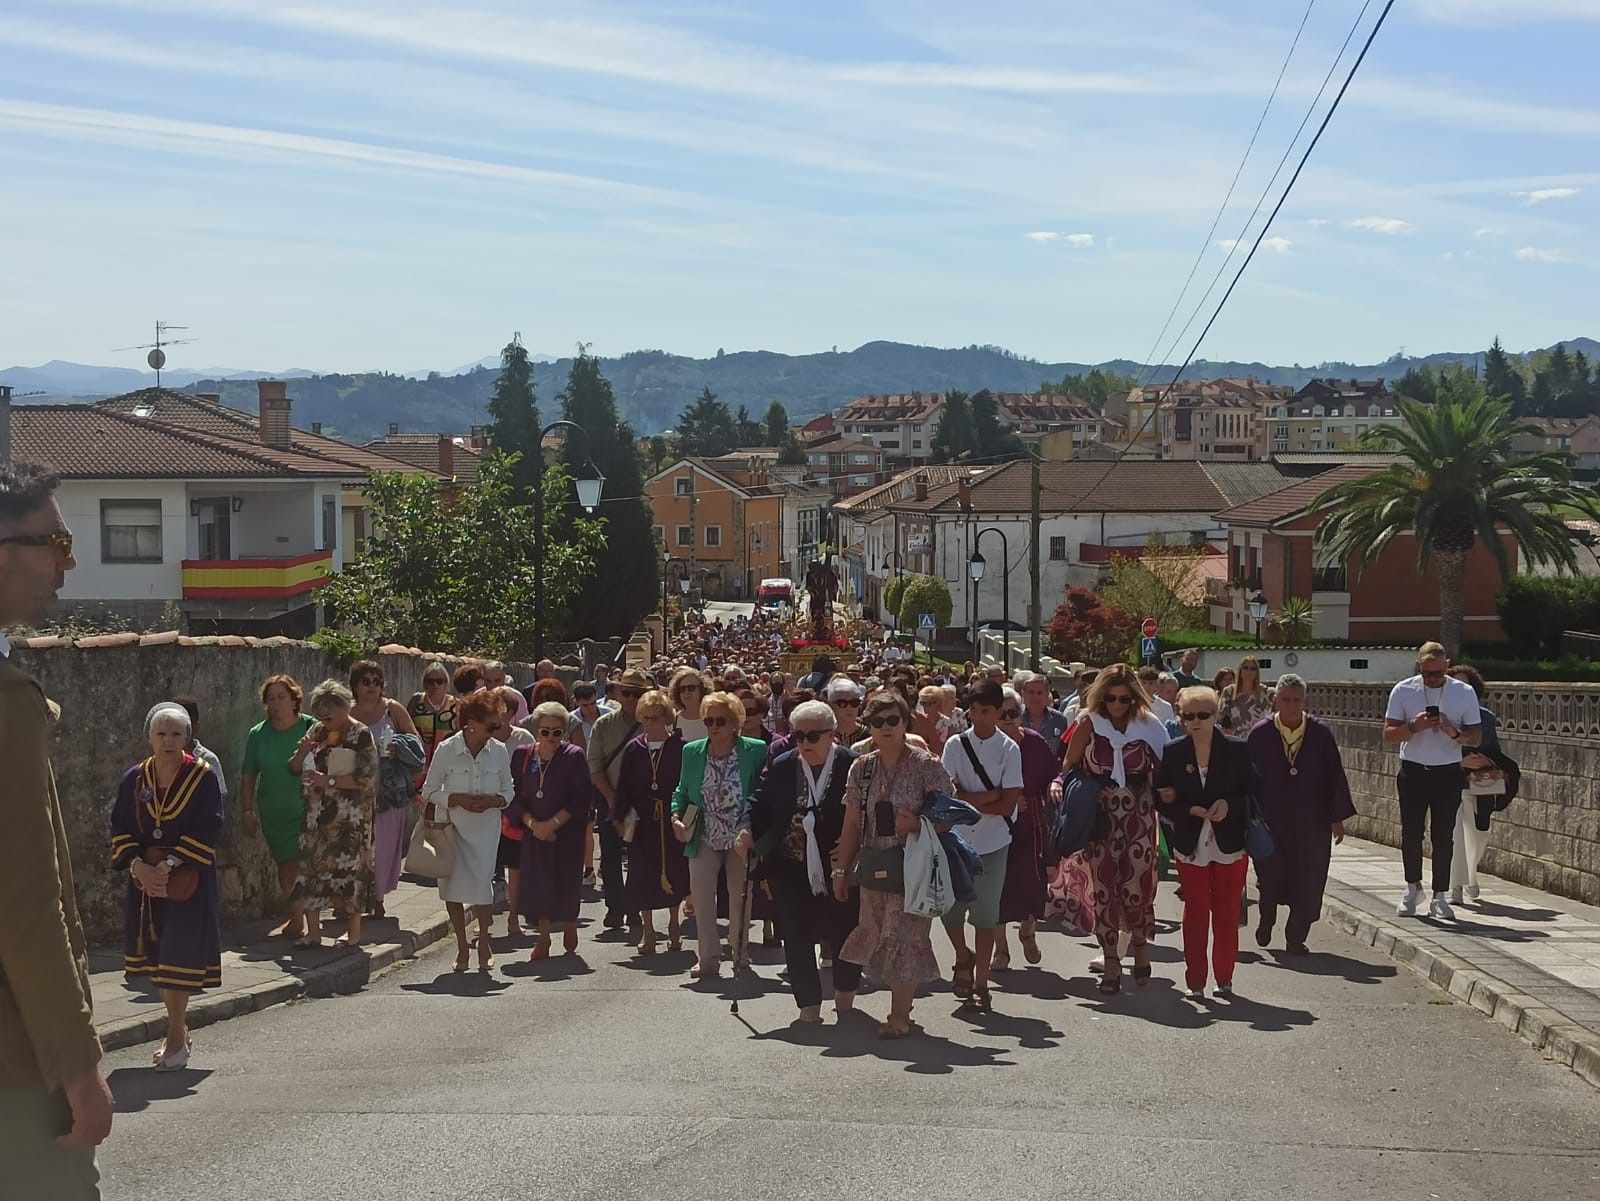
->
xmin=1496 ymin=576 xmax=1600 ymax=659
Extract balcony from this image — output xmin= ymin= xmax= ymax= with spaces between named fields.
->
xmin=180 ymin=551 xmax=333 ymax=601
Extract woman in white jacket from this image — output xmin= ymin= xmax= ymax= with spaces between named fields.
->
xmin=421 ymin=688 xmax=514 ymax=972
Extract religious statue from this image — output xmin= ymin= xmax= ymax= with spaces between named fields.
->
xmin=804 ymin=557 xmax=840 ymax=636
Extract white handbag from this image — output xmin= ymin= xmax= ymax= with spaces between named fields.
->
xmin=404 ymin=802 xmax=457 ymax=879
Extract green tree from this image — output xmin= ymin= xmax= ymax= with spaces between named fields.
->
xmin=1098 ymin=542 xmax=1208 ymax=635
xmin=485 ymin=334 xmax=543 ymax=501
xmin=321 ymin=454 xmax=604 ymax=656
xmin=776 ymin=433 xmax=807 ymax=467
xmin=645 ymin=434 xmax=675 ymax=476
xmin=763 ymin=400 xmax=790 ymax=446
xmin=1042 ymin=368 xmax=1137 ymax=410
xmin=1483 ymin=337 xmax=1528 ymax=412
xmin=970 ymin=388 xmax=1022 ymax=458
xmin=734 ymin=403 xmax=763 ymax=447
xmin=1315 ymin=395 xmax=1600 ymax=657
xmin=882 ymin=573 xmax=910 ymax=624
xmin=931 ymin=390 xmax=977 ymax=462
xmin=895 ymin=573 xmax=953 ymax=632
xmin=677 ymin=387 xmax=737 ymax=457
xmin=558 ymin=348 xmax=659 ymax=640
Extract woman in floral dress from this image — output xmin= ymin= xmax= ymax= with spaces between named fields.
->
xmin=835 ymin=691 xmax=955 ymax=1038
xmin=288 ymin=679 xmax=379 ymax=948
xmin=1219 ymin=655 xmax=1275 ymax=734
xmin=1061 ymin=664 xmax=1169 ymax=994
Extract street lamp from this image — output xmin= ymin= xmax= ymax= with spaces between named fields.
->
xmin=1249 ymin=590 xmax=1270 ymax=647
xmin=970 ymin=526 xmax=1012 ymax=673
xmin=532 ymin=420 xmax=605 ymax=660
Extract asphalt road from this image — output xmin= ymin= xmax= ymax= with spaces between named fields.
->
xmin=99 ymin=887 xmax=1600 ymax=1201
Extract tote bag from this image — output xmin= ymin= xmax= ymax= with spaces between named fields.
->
xmin=404 ymin=802 xmax=457 ymax=880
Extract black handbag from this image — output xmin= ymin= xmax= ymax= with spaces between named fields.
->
xmin=855 ymin=758 xmax=905 ymax=893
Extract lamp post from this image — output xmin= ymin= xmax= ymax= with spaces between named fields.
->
xmin=532 ymin=420 xmax=604 ymax=661
xmin=969 ymin=526 xmax=1011 ymax=674
xmin=1249 ymin=590 xmax=1270 ymax=648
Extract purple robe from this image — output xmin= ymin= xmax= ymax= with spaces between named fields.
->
xmin=615 ymin=733 xmax=690 ymax=911
xmin=1246 ymin=715 xmax=1356 ymax=942
xmin=508 ymin=742 xmax=591 ymax=923
xmin=999 ymin=727 xmax=1061 ymax=924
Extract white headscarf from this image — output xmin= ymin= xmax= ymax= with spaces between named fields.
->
xmin=1088 ymin=711 xmax=1169 ymax=787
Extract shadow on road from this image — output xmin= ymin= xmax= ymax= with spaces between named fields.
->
xmin=759 ymin=1014 xmax=1018 ymax=1075
xmin=399 ymin=971 xmax=514 ymax=997
xmin=109 ymin=1066 xmax=212 ymax=1113
xmin=1059 ymin=973 xmax=1316 ymax=1032
xmin=1267 ymin=949 xmax=1397 ymax=984
xmin=1466 ymin=899 xmax=1561 ymax=923
xmin=500 ymin=955 xmax=598 ymax=981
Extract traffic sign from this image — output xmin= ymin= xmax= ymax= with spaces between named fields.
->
xmin=917 ymin=611 xmax=937 ymax=632
xmin=1141 ymin=617 xmax=1158 ymax=639
xmin=1140 ymin=635 xmax=1159 ymax=662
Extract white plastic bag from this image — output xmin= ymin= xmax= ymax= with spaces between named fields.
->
xmin=903 ymin=817 xmax=953 ymax=918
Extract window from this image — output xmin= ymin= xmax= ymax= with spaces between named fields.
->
xmin=912 ymin=423 xmax=923 ymax=432
xmin=850 ymin=453 xmax=872 ymax=464
xmin=101 ymin=500 xmax=163 ymax=563
xmin=1349 ymin=658 xmax=1369 ymax=670
xmin=322 ymin=496 xmax=337 ymax=551
xmin=675 ymin=477 xmax=692 ymax=496
xmin=880 ymin=440 xmax=900 ymax=449
xmin=703 ymin=526 xmax=722 ymax=548
xmin=1256 ymin=658 xmax=1272 ymax=669
xmin=653 ymin=524 xmax=665 ymax=548
xmin=912 ymin=440 xmax=923 ymax=449
xmin=851 ymin=474 xmax=871 ymax=486
xmin=1049 ymin=536 xmax=1067 ymax=560
xmin=676 ymin=524 xmax=693 ymax=547
xmin=1312 ymin=564 xmax=1348 ymax=591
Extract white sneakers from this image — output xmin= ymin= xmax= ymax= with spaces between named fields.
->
xmin=1429 ymin=894 xmax=1456 ymax=921
xmin=1450 ymin=886 xmax=1465 ymax=906
xmin=1465 ymin=884 xmax=1481 ymax=901
xmin=1397 ymin=885 xmax=1423 ymax=916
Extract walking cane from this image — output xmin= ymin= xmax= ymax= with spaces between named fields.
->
xmin=731 ymin=834 xmax=756 ymax=1016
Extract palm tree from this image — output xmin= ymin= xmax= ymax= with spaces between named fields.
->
xmin=1314 ymin=395 xmax=1600 ymax=657
xmin=1273 ymin=596 xmax=1316 ymax=644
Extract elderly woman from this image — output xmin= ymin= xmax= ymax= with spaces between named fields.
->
xmin=110 ymin=702 xmax=224 ymax=1070
xmin=671 ymin=690 xmax=768 ymax=979
xmin=1449 ymin=665 xmax=1503 ymax=907
xmin=1219 ymin=656 xmax=1274 ymax=733
xmin=1246 ymin=673 xmax=1356 ymax=954
xmin=833 ymin=691 xmax=954 ymax=1038
xmin=422 ymin=688 xmax=514 ymax=972
xmin=349 ymin=659 xmax=422 ymax=921
xmin=1062 ymin=664 xmax=1169 ymax=994
xmin=994 ymin=685 xmax=1061 ymax=971
xmin=669 ymin=667 xmax=712 ymax=743
xmin=509 ymin=701 xmax=592 ymax=960
xmin=488 ymin=685 xmax=535 ymax=936
xmin=287 ymin=680 xmax=379 ymax=948
xmin=614 ymin=689 xmax=688 ymax=954
xmin=751 ymin=699 xmax=860 ymax=1023
xmin=1156 ymin=686 xmax=1256 ymax=998
xmin=240 ymin=674 xmax=314 ymax=938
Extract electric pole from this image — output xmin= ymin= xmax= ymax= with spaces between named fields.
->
xmin=1029 ymin=449 xmax=1042 ymax=670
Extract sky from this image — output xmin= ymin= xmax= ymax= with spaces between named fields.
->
xmin=3 ymin=0 xmax=1598 ymax=374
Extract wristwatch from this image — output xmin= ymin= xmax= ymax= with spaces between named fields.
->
xmin=830 ymin=867 xmax=846 ymax=879
xmin=164 ymin=855 xmax=180 ymax=871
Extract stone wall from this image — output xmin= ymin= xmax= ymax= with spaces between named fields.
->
xmin=1310 ymin=681 xmax=1600 ymax=906
xmin=9 ymin=633 xmax=549 ymax=943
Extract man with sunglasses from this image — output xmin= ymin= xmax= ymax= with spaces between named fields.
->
xmin=0 ymin=461 xmax=112 ymax=1197
xmin=587 ymin=668 xmax=652 ymax=931
xmin=1383 ymin=641 xmax=1481 ymax=920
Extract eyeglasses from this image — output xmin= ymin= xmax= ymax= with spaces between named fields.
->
xmin=794 ymin=729 xmax=834 ymax=744
xmin=678 ymin=683 xmax=703 ymax=694
xmin=619 ymin=688 xmax=644 ymax=699
xmin=1180 ymin=710 xmax=1214 ymax=722
xmin=1000 ymin=708 xmax=1022 ymax=720
xmin=867 ymin=714 xmax=903 ymax=729
xmin=833 ymin=698 xmax=862 ymax=708
xmin=0 ymin=531 xmax=73 ymax=555
xmin=535 ymin=726 xmax=565 ymax=738
xmin=356 ymin=675 xmax=381 ymax=686
xmin=703 ymin=715 xmax=731 ymax=729
xmin=423 ymin=676 xmax=447 ymax=686
xmin=1104 ymin=694 xmax=1134 ymax=706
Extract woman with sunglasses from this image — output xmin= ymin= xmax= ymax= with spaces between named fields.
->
xmin=671 ymin=691 xmax=768 ymax=978
xmin=349 ymin=660 xmax=421 ymax=922
xmin=1062 ymin=664 xmax=1169 ymax=994
xmin=834 ymin=692 xmax=954 ymax=1038
xmin=669 ymin=667 xmax=712 ymax=743
xmin=1155 ymin=686 xmax=1256 ymax=998
xmin=508 ymin=701 xmax=593 ymax=960
xmin=993 ymin=686 xmax=1060 ymax=971
xmin=614 ymin=690 xmax=688 ymax=954
xmin=407 ymin=661 xmax=458 ymax=778
xmin=1219 ymin=656 xmax=1274 ymax=734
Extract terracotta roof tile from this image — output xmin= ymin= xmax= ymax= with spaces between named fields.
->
xmin=888 ymin=460 xmax=1294 ymax=515
xmin=1213 ymin=463 xmax=1383 ymax=526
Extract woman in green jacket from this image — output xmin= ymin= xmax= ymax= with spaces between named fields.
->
xmin=671 ymin=691 xmax=768 ymax=979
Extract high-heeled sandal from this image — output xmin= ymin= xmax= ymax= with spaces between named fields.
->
xmin=667 ymin=930 xmax=683 ymax=954
xmin=1098 ymin=962 xmax=1123 ymax=994
xmin=638 ymin=931 xmax=658 ymax=955
xmin=952 ymin=951 xmax=975 ymax=1000
xmin=453 ymin=943 xmax=470 ymax=973
xmin=563 ymin=926 xmax=579 ymax=955
xmin=878 ymin=1016 xmax=917 ymax=1039
xmin=969 ymin=985 xmax=993 ymax=1013
xmin=477 ymin=934 xmax=494 ymax=973
xmin=1132 ymin=945 xmax=1152 ymax=985
xmin=1019 ymin=926 xmax=1042 ymax=965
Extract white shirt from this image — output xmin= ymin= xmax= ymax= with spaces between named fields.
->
xmin=0 ymin=631 xmax=10 ymax=659
xmin=941 ymin=727 xmax=1023 ymax=856
xmin=422 ymin=733 xmax=515 ymax=814
xmin=1385 ymin=673 xmax=1480 ymax=766
xmin=1149 ymin=695 xmax=1176 ymax=724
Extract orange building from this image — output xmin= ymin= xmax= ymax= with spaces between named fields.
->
xmin=644 ymin=458 xmax=793 ymax=600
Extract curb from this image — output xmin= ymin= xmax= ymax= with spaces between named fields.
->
xmin=97 ymin=908 xmax=455 ymax=1053
xmin=1320 ymin=895 xmax=1600 ymax=1091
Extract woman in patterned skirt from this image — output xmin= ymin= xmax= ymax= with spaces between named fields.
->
xmin=834 ymin=691 xmax=955 ymax=1039
xmin=1061 ymin=664 xmax=1169 ymax=994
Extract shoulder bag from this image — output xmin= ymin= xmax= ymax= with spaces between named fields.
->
xmin=404 ymin=801 xmax=457 ymax=880
xmin=957 ymin=731 xmax=1014 ymax=833
xmin=854 ymin=758 xmax=905 ymax=893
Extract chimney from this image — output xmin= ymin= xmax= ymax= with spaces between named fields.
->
xmin=438 ymin=433 xmax=455 ymax=478
xmin=388 ymin=422 xmax=400 ymax=437
xmin=311 ymin=422 xmax=323 ymax=435
xmin=957 ymin=477 xmax=973 ymax=512
xmin=914 ymin=478 xmax=928 ymax=501
xmin=257 ymin=380 xmax=292 ymax=449
xmin=196 ymin=392 xmax=221 ymax=404
xmin=0 ymin=384 xmax=11 ymax=462
xmin=469 ymin=425 xmax=486 ymax=451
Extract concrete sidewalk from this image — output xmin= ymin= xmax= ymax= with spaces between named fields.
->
xmin=1320 ymin=837 xmax=1600 ymax=1088
xmin=91 ymin=879 xmax=453 ymax=1052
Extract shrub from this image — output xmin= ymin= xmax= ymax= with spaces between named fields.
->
xmin=1496 ymin=576 xmax=1600 ymax=658
xmin=883 ymin=574 xmax=909 ymax=624
xmin=895 ymin=573 xmax=953 ymax=632
xmin=1047 ymin=586 xmax=1136 ymax=664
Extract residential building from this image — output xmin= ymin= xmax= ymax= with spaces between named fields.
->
xmin=1102 ymin=378 xmax=1292 ymax=461
xmin=7 ymin=382 xmax=431 ymax=634
xmin=881 ymin=459 xmax=1299 ymax=634
xmin=831 ymin=464 xmax=980 ymax=621
xmin=1211 ymin=465 xmax=1515 ymax=642
xmin=366 ymin=425 xmax=490 ymax=483
xmin=1263 ymin=378 xmax=1398 ymax=455
xmin=833 ymin=393 xmax=944 ymax=468
xmin=1511 ymin=415 xmax=1600 ymax=471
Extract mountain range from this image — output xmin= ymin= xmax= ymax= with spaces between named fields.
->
xmin=5 ymin=337 xmax=1594 ymax=444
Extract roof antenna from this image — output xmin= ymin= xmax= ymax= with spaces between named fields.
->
xmin=112 ymin=321 xmax=197 ymax=388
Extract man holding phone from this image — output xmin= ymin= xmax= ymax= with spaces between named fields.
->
xmin=1383 ymin=641 xmax=1481 ymax=920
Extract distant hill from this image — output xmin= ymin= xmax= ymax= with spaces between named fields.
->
xmin=6 ymin=337 xmax=1595 ymax=442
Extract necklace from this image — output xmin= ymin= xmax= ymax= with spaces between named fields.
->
xmin=142 ymin=756 xmax=191 ymax=841
xmin=648 ymin=741 xmax=666 ymax=792
xmin=531 ymin=751 xmax=553 ymax=799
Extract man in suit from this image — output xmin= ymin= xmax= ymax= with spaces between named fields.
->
xmin=0 ymin=459 xmax=112 ymax=1198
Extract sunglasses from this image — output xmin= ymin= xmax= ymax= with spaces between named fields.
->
xmin=703 ymin=715 xmax=731 ymax=728
xmin=356 ymin=675 xmax=382 ymax=686
xmin=0 ymin=530 xmax=73 ymax=554
xmin=424 ymin=677 xmax=447 ymax=685
xmin=1000 ymin=708 xmax=1022 ymax=720
xmin=867 ymin=714 xmax=903 ymax=729
xmin=679 ymin=683 xmax=703 ymax=694
xmin=794 ymin=729 xmax=834 ymax=744
xmin=1104 ymin=694 xmax=1134 ymax=706
xmin=535 ymin=726 xmax=565 ymax=738
xmin=1181 ymin=710 xmax=1214 ymax=722
xmin=833 ymin=698 xmax=862 ymax=708
xmin=619 ymin=688 xmax=644 ymax=699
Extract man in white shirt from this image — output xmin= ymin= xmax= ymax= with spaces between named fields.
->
xmin=940 ymin=680 xmax=1023 ymax=1010
xmin=1383 ymin=641 xmax=1482 ymax=921
xmin=1138 ymin=666 xmax=1176 ymax=725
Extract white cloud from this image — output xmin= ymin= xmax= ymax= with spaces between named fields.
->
xmin=1515 ymin=246 xmax=1569 ymax=263
xmin=1474 ymin=227 xmax=1500 ymax=238
xmin=1025 ymin=231 xmax=1094 ymax=246
xmin=1305 ymin=218 xmax=1329 ymax=227
xmin=1346 ymin=217 xmax=1415 ymax=235
xmin=1218 ymin=236 xmax=1290 ymax=254
xmin=1514 ymin=187 xmax=1581 ymax=205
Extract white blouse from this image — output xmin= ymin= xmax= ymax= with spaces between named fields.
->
xmin=421 ymin=733 xmax=515 ymax=817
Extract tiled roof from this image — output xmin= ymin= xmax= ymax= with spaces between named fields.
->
xmin=95 ymin=389 xmax=435 ymax=477
xmin=10 ymin=406 xmax=362 ymax=479
xmin=891 ymin=459 xmax=1295 ymax=515
xmin=365 ymin=433 xmax=484 ymax=482
xmin=1213 ymin=464 xmax=1383 ymax=526
xmin=645 ymin=457 xmax=753 ymax=499
xmin=1196 ymin=462 xmax=1302 ymax=508
xmin=831 ymin=464 xmax=976 ymax=514
xmin=1269 ymin=451 xmax=1401 ymax=466
xmin=836 ymin=393 xmax=944 ymax=421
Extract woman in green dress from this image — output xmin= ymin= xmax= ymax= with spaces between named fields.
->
xmin=240 ymin=674 xmax=314 ymax=939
